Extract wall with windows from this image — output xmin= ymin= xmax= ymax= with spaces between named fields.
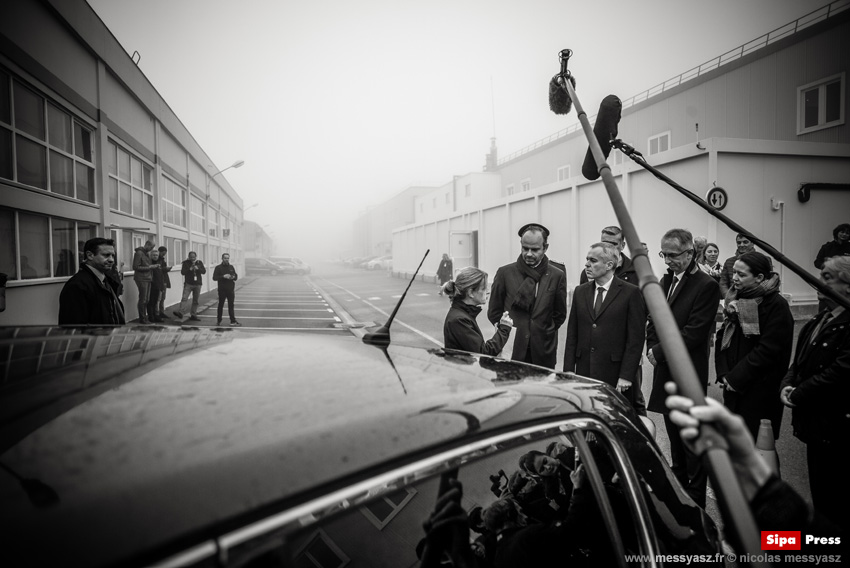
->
xmin=391 ymin=11 xmax=850 ymax=308
xmin=0 ymin=0 xmax=246 ymax=326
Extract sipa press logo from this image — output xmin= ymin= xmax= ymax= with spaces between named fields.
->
xmin=762 ymin=531 xmax=802 ymax=550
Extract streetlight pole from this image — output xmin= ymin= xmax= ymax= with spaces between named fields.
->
xmin=206 ymin=160 xmax=245 ymax=191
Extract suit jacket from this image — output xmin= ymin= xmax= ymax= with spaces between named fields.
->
xmin=487 ymin=259 xmax=567 ymax=369
xmin=780 ymin=308 xmax=850 ymax=444
xmin=563 ymin=279 xmax=646 ymax=392
xmin=58 ymin=266 xmax=126 ymax=325
xmin=646 ymin=263 xmax=721 ymax=412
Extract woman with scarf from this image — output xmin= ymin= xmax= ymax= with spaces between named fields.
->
xmin=443 ymin=267 xmax=514 ymax=356
xmin=715 ymin=251 xmax=794 ymax=440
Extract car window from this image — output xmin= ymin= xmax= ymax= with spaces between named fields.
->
xmin=206 ymin=419 xmax=670 ymax=568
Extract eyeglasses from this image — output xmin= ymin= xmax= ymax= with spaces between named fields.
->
xmin=658 ymin=249 xmax=693 ymax=260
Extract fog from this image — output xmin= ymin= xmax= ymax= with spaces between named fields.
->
xmin=88 ymin=0 xmax=813 ymax=262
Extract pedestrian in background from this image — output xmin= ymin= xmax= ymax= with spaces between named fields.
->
xmin=814 ymin=222 xmax=850 ymax=269
xmin=59 ymin=237 xmax=125 ymax=325
xmin=437 ymin=253 xmax=453 ymax=296
xmin=147 ymin=249 xmax=164 ymax=323
xmin=173 ymin=251 xmax=205 ymax=322
xmin=213 ymin=253 xmax=241 ymax=326
xmin=699 ymin=242 xmax=722 ymax=282
xmin=443 ymin=266 xmax=512 ymax=355
xmin=646 ymin=228 xmax=720 ymax=508
xmin=715 ymin=251 xmax=793 ymax=441
xmin=487 ymin=223 xmax=567 ymax=370
xmin=780 ymin=255 xmax=850 ymax=531
xmin=157 ymin=246 xmax=172 ymax=319
xmin=719 ymin=234 xmax=755 ymax=296
xmin=579 ymin=225 xmax=637 ymax=285
xmin=132 ymin=240 xmax=156 ymax=324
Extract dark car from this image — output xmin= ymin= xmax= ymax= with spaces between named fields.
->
xmin=0 ymin=325 xmax=722 ymax=567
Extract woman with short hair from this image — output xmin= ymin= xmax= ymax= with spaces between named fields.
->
xmin=715 ymin=251 xmax=794 ymax=440
xmin=442 ymin=267 xmax=513 ymax=355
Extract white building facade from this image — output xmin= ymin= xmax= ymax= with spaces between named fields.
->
xmin=0 ymin=0 xmax=247 ymax=325
xmin=392 ymin=5 xmax=850 ymax=310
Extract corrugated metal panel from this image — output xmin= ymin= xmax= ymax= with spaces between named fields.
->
xmin=726 ymin=66 xmax=751 ymax=139
xmin=749 ymin=52 xmax=777 ymax=140
xmin=775 ymin=41 xmax=807 ymax=140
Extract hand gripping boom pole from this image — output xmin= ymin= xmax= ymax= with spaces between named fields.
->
xmin=556 ymin=64 xmax=768 ymax=566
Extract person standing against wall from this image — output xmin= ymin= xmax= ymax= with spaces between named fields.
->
xmin=437 ymin=253 xmax=453 ymax=296
xmin=719 ymin=234 xmax=755 ymax=296
xmin=132 ymin=240 xmax=156 ymax=324
xmin=213 ymin=253 xmax=241 ymax=326
xmin=157 ymin=246 xmax=172 ymax=320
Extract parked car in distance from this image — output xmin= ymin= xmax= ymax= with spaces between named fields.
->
xmin=244 ymin=257 xmax=285 ymax=276
xmin=270 ymin=257 xmax=311 ymax=274
xmin=366 ymin=255 xmax=392 ymax=270
xmin=1 ymin=324 xmax=723 ymax=567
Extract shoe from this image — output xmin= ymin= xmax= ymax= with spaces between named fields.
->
xmin=216 ymin=320 xmax=222 ymax=326
xmin=173 ymin=310 xmax=184 ymax=319
xmin=139 ymin=318 xmax=151 ymax=325
xmin=230 ymin=321 xmax=242 ymax=326
xmin=189 ymin=315 xmax=201 ymax=321
xmin=151 ymin=317 xmax=163 ymax=323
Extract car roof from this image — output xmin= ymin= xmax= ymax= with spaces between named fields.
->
xmin=0 ymin=326 xmax=638 ymax=566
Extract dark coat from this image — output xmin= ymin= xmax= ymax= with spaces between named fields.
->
xmin=487 ymin=260 xmax=567 ymax=369
xmin=213 ymin=263 xmax=238 ymax=291
xmin=647 ymin=264 xmax=721 ymax=413
xmin=780 ymin=308 xmax=850 ymax=445
xmin=181 ymin=259 xmax=206 ymax=285
xmin=563 ymin=278 xmax=645 ymax=390
xmin=158 ymin=257 xmax=172 ymax=288
xmin=579 ymin=252 xmax=638 ymax=285
xmin=714 ymin=291 xmax=794 ymax=439
xmin=58 ymin=266 xmax=126 ymax=325
xmin=444 ymin=299 xmax=510 ymax=356
xmin=436 ymin=259 xmax=453 ymax=284
xmin=814 ymin=240 xmax=850 ymax=269
xmin=718 ymin=255 xmax=738 ymax=297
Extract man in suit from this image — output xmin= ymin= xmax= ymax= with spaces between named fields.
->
xmin=579 ymin=225 xmax=637 ymax=285
xmin=646 ymin=228 xmax=720 ymax=508
xmin=564 ymin=243 xmax=646 ymax=411
xmin=488 ymin=224 xmax=567 ymax=370
xmin=780 ymin=255 xmax=850 ymax=530
xmin=58 ymin=237 xmax=125 ymax=325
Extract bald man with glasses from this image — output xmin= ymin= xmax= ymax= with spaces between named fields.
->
xmin=646 ymin=228 xmax=720 ymax=508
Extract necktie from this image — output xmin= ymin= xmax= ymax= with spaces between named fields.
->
xmin=594 ymin=286 xmax=605 ymax=316
xmin=667 ymin=276 xmax=679 ymax=301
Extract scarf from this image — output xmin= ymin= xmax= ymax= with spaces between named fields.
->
xmin=719 ymin=272 xmax=781 ymax=350
xmin=511 ymin=254 xmax=549 ymax=314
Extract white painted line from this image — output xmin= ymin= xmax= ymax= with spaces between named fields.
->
xmin=367 ymin=297 xmax=381 ymax=301
xmin=315 ymin=278 xmax=443 ymax=347
xmin=211 ymin=327 xmax=347 ymax=332
xmin=199 ymin=316 xmax=338 ymax=321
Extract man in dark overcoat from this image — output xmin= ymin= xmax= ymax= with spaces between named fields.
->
xmin=58 ymin=237 xmax=125 ymax=325
xmin=646 ymin=228 xmax=720 ymax=508
xmin=564 ymin=242 xmax=646 ymax=412
xmin=488 ymin=224 xmax=567 ymax=370
xmin=780 ymin=255 xmax=850 ymax=530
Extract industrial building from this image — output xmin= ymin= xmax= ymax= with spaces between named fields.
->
xmin=0 ymin=0 xmax=247 ymax=325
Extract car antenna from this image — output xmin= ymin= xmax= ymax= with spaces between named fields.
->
xmin=362 ymin=249 xmax=430 ymax=346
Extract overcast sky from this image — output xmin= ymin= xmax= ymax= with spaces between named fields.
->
xmin=87 ymin=0 xmax=819 ymax=258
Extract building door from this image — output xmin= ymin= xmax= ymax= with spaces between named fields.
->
xmin=449 ymin=230 xmax=477 ymax=275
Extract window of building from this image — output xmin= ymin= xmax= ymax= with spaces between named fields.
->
xmin=465 ymin=183 xmax=471 ymax=197
xmin=557 ymin=165 xmax=570 ymax=182
xmin=0 ymin=207 xmax=97 ymax=281
xmin=209 ymin=208 xmax=219 ymax=241
xmin=445 ymin=192 xmax=450 ymax=204
xmin=0 ymin=70 xmax=95 ymax=203
xmin=107 ymin=140 xmax=153 ymax=220
xmin=293 ymin=529 xmax=349 ymax=568
xmin=359 ymin=487 xmax=416 ymax=530
xmin=162 ymin=175 xmax=187 ymax=228
xmin=521 ymin=178 xmax=531 ymax=192
xmin=648 ymin=131 xmax=670 ymax=156
xmin=506 ymin=184 xmax=515 ymax=196
xmin=798 ymin=72 xmax=845 ymax=135
xmin=163 ymin=237 xmax=185 ymax=266
xmin=190 ymin=194 xmax=206 ymax=235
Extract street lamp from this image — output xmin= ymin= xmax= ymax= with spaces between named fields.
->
xmin=207 ymin=160 xmax=245 ymax=190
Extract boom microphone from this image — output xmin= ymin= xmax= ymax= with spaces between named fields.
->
xmin=581 ymin=95 xmax=622 ymax=180
xmin=548 ymin=49 xmax=576 ymax=115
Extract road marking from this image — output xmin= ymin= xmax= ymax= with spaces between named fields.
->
xmin=314 ymin=277 xmax=443 ymax=347
xmin=368 ymin=297 xmax=381 ymax=300
xmin=416 ymin=293 xmax=430 ymax=296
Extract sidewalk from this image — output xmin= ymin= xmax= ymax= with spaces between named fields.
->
xmin=132 ymin=277 xmax=258 ymax=325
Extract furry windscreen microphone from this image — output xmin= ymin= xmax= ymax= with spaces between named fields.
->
xmin=548 ymin=74 xmax=575 ymax=115
xmin=581 ymin=94 xmax=622 ymax=180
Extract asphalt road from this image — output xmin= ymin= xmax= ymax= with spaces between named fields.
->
xmin=174 ymin=262 xmax=813 ymax=535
